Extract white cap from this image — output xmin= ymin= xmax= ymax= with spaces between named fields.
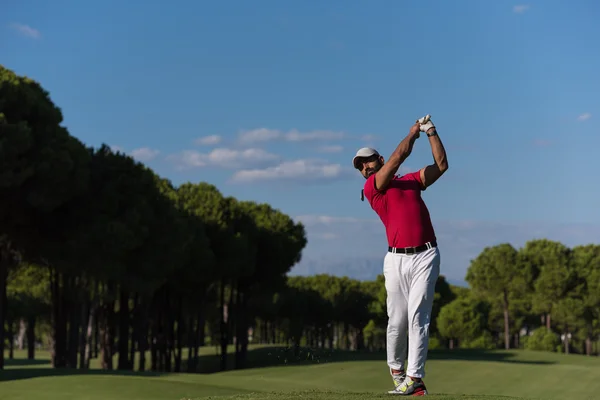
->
xmin=352 ymin=147 xmax=380 ymax=169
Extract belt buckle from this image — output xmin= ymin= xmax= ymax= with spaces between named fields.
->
xmin=405 ymin=246 xmax=416 ymax=255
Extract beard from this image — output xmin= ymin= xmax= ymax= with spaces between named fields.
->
xmin=364 ymin=162 xmax=381 ymax=178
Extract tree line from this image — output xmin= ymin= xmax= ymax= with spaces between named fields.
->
xmin=2 ymin=65 xmax=599 ymax=375
xmin=458 ymin=240 xmax=600 ymax=355
xmin=223 ymin=239 xmax=600 ymax=359
xmin=0 ymin=65 xmax=307 ymax=371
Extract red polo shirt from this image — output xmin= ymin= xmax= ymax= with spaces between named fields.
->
xmin=363 ymin=171 xmax=436 ymax=248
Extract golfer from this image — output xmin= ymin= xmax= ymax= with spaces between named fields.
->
xmin=352 ymin=116 xmax=448 ymax=396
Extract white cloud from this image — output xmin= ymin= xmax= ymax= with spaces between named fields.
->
xmin=295 ymin=215 xmax=365 ymax=225
xmin=238 ymin=128 xmax=345 ymax=144
xmin=289 ymin=215 xmax=600 ymax=285
xmin=238 ymin=128 xmax=281 ymax=144
xmin=9 ymin=23 xmax=40 ymax=39
xmin=577 ymin=113 xmax=591 ymax=121
xmin=513 ymin=5 xmax=530 ymax=13
xmin=230 ymin=159 xmax=346 ymax=183
xmin=168 ymin=147 xmax=280 ymax=170
xmin=317 ymin=145 xmax=344 ymax=153
xmin=109 ymin=145 xmax=124 ymax=153
xmin=194 ymin=135 xmax=221 ymax=146
xmin=286 ymin=129 xmax=344 ymax=142
xmin=130 ymin=147 xmax=160 ymax=161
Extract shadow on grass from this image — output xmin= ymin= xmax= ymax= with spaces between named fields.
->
xmin=4 ymin=358 xmax=51 ymax=367
xmin=0 ymin=367 xmax=166 ymax=382
xmin=189 ymin=346 xmax=556 ymax=374
xmin=0 ymin=347 xmax=555 ymax=382
xmin=427 ymin=348 xmax=556 ymax=365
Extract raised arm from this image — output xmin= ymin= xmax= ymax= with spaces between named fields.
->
xmin=419 ymin=126 xmax=448 ymax=189
xmin=375 ymin=123 xmax=421 ymax=191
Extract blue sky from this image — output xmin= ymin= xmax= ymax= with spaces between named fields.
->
xmin=3 ymin=0 xmax=599 ymax=285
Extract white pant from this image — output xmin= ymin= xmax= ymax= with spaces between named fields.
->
xmin=383 ymin=246 xmax=440 ymax=378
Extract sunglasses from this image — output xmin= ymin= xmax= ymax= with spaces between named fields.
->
xmin=355 ymin=154 xmax=379 ymax=170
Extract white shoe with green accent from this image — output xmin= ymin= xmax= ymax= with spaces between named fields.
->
xmin=388 ymin=376 xmax=428 ymax=396
xmin=390 ymin=369 xmax=406 ymax=390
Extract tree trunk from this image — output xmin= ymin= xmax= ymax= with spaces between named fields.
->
xmin=163 ymin=289 xmax=172 ymax=372
xmin=174 ymin=295 xmax=184 ymax=373
xmin=83 ymin=302 xmax=96 ymax=369
xmin=265 ymin=320 xmax=270 ymax=344
xmin=234 ymin=288 xmax=242 ymax=369
xmin=99 ymin=304 xmax=108 ymax=369
xmin=67 ymin=302 xmax=80 ymax=368
xmin=138 ymin=325 xmax=147 ymax=372
xmin=8 ymin=319 xmax=14 ymax=359
xmin=164 ymin=288 xmax=173 ymax=372
xmin=129 ymin=294 xmax=139 ymax=369
xmin=227 ymin=283 xmax=236 ymax=348
xmin=546 ymin=313 xmax=551 ymax=330
xmin=293 ymin=334 xmax=301 ymax=357
xmin=198 ymin=312 xmax=205 ymax=347
xmin=51 ymin=269 xmax=68 ymax=368
xmin=150 ymin=313 xmax=158 ymax=372
xmin=586 ymin=324 xmax=593 ymax=356
xmin=26 ymin=315 xmax=36 ymax=360
xmin=17 ymin=318 xmax=26 ymax=350
xmin=117 ymin=287 xmax=130 ymax=370
xmin=259 ymin=320 xmax=265 ymax=344
xmin=187 ymin=314 xmax=195 ymax=373
xmin=449 ymin=339 xmax=454 ymax=350
xmin=0 ymin=257 xmax=7 ymax=370
xmin=99 ymin=298 xmax=115 ymax=370
xmin=94 ymin=312 xmax=99 ymax=359
xmin=503 ymin=291 xmax=510 ymax=350
xmin=219 ymin=279 xmax=228 ymax=371
xmin=79 ymin=299 xmax=89 ymax=369
xmin=356 ymin=328 xmax=365 ymax=351
xmin=138 ymin=299 xmax=149 ymax=372
xmin=328 ymin=326 xmax=334 ymax=349
xmin=84 ymin=281 xmax=99 ymax=367
xmin=190 ymin=309 xmax=204 ymax=372
xmin=155 ymin=291 xmax=165 ymax=372
xmin=67 ymin=277 xmax=81 ymax=368
xmin=239 ymin=293 xmax=249 ymax=370
xmin=108 ymin=300 xmax=117 ymax=359
xmin=344 ymin=323 xmax=350 ymax=350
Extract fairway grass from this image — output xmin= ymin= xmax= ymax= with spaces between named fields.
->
xmin=183 ymin=391 xmax=529 ymax=400
xmin=2 ymin=346 xmax=599 ymax=400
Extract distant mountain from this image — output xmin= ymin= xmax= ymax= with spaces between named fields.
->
xmin=289 ymin=256 xmax=383 ymax=281
xmin=289 ymin=256 xmax=467 ymax=287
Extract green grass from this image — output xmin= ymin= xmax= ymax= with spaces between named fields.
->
xmin=2 ymin=346 xmax=599 ymax=400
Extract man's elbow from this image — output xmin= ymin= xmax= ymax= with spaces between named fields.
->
xmin=439 ymin=161 xmax=449 ymax=173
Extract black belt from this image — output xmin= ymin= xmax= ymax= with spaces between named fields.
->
xmin=388 ymin=240 xmax=437 ymax=255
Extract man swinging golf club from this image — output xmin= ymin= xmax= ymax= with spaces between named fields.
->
xmin=353 ymin=115 xmax=448 ymax=396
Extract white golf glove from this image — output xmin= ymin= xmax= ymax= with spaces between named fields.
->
xmin=416 ymin=114 xmax=435 ymax=133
